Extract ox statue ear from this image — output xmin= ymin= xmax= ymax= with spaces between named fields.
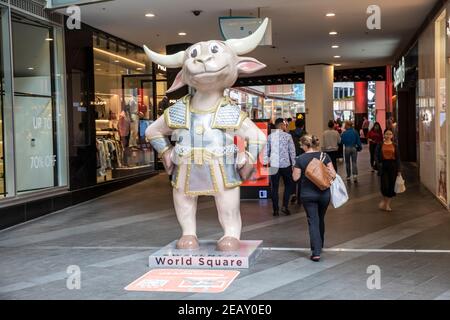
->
xmin=237 ymin=57 xmax=266 ymax=74
xmin=166 ymin=69 xmax=186 ymax=93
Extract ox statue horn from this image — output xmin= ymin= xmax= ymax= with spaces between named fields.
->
xmin=143 ymin=45 xmax=185 ymax=68
xmin=225 ymin=17 xmax=269 ymax=55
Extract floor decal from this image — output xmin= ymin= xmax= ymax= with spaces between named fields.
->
xmin=125 ymin=269 xmax=240 ymax=293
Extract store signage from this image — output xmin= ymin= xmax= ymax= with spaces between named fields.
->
xmin=394 ymin=56 xmax=405 ymax=88
xmin=157 ymin=64 xmax=167 ymax=72
xmin=30 ymin=155 xmax=57 ymax=169
xmin=149 ymin=240 xmax=262 ymax=269
xmin=46 ymin=0 xmax=113 ymax=9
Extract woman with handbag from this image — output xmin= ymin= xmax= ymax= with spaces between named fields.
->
xmin=293 ymin=135 xmax=336 ymax=262
xmin=375 ymin=129 xmax=401 ymax=212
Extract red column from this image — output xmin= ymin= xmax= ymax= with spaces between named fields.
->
xmin=354 ymin=82 xmax=368 ymax=131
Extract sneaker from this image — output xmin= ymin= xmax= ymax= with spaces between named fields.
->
xmin=353 ymin=175 xmax=358 ymax=182
xmin=346 ymin=176 xmax=351 ymax=181
xmin=281 ymin=207 xmax=291 ymax=215
xmin=273 ymin=210 xmax=279 ymax=216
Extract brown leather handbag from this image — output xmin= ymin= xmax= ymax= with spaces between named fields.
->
xmin=305 ymin=153 xmax=334 ymax=190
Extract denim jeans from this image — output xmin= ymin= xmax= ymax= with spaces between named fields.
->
xmin=344 ymin=146 xmax=358 ymax=177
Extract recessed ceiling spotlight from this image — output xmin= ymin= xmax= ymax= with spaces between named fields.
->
xmin=27 ymin=67 xmax=34 ymax=70
xmin=136 ymin=67 xmax=143 ymax=70
xmin=329 ymin=31 xmax=338 ymax=35
xmin=332 ymin=45 xmax=339 ymax=48
xmin=95 ymin=63 xmax=101 ymax=66
xmin=114 ymin=60 xmax=120 ymax=63
xmin=178 ymin=32 xmax=187 ymax=36
xmin=326 ymin=13 xmax=336 ymax=17
xmin=96 ymin=69 xmax=102 ymax=71
xmin=335 ymin=64 xmax=342 ymax=66
xmin=145 ymin=13 xmax=155 ymax=17
xmin=45 ymin=38 xmax=54 ymax=41
xmin=334 ymin=55 xmax=341 ymax=58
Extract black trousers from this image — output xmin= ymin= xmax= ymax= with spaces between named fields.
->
xmin=270 ymin=167 xmax=293 ymax=211
xmin=325 ymin=150 xmax=338 ymax=173
xmin=301 ymin=193 xmax=331 ymax=256
xmin=369 ymin=143 xmax=377 ymax=170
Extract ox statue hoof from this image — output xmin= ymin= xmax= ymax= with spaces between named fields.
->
xmin=216 ymin=237 xmax=240 ymax=251
xmin=176 ymin=235 xmax=199 ymax=250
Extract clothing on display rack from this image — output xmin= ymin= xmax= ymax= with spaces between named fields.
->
xmin=96 ymin=135 xmax=124 ymax=177
xmin=118 ymin=110 xmax=131 ymax=147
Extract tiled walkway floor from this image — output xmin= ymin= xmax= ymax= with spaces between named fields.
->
xmin=1 ymin=150 xmax=450 ymax=300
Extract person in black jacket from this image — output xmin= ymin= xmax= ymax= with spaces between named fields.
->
xmin=290 ymin=119 xmax=306 ymax=205
xmin=293 ymin=135 xmax=336 ymax=262
xmin=375 ymin=129 xmax=401 ymax=212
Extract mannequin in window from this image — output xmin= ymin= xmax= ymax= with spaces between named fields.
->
xmin=118 ymin=105 xmax=131 ymax=147
xmin=128 ymin=98 xmax=139 ymax=147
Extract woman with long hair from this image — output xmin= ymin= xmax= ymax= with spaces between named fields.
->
xmin=293 ymin=135 xmax=336 ymax=262
xmin=375 ymin=129 xmax=401 ymax=211
xmin=367 ymin=122 xmax=383 ymax=171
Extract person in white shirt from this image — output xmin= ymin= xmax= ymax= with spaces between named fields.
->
xmin=322 ymin=120 xmax=341 ymax=172
xmin=264 ymin=118 xmax=296 ymax=216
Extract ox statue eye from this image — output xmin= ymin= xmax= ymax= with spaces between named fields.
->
xmin=190 ymin=45 xmax=201 ymax=58
xmin=209 ymin=42 xmax=221 ymax=54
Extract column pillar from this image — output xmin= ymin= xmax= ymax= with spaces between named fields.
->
xmin=305 ymin=64 xmax=334 ymax=137
xmin=354 ymin=82 xmax=368 ymax=131
xmin=375 ymin=81 xmax=386 ymax=130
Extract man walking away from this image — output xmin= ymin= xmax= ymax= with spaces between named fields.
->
xmin=341 ymin=120 xmax=362 ymax=182
xmin=322 ymin=120 xmax=341 ymax=172
xmin=265 ymin=118 xmax=296 ymax=216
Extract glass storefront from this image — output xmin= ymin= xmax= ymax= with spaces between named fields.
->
xmin=228 ymin=84 xmax=305 ymax=122
xmin=0 ymin=3 xmax=67 ymax=200
xmin=416 ymin=7 xmax=449 ymax=207
xmin=93 ymin=32 xmax=155 ymax=183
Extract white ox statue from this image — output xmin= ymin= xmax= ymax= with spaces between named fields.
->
xmin=144 ymin=18 xmax=269 ymax=251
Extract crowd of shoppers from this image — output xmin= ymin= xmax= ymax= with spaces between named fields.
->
xmin=264 ymin=115 xmax=402 ymax=262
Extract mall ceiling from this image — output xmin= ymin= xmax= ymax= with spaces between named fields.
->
xmin=74 ymin=0 xmax=438 ymax=76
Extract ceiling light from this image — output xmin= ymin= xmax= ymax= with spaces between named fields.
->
xmin=95 ymin=63 xmax=101 ymax=66
xmin=136 ymin=67 xmax=143 ymax=70
xmin=96 ymin=69 xmax=102 ymax=71
xmin=178 ymin=32 xmax=187 ymax=36
xmin=329 ymin=31 xmax=338 ymax=35
xmin=145 ymin=13 xmax=155 ymax=17
xmin=335 ymin=64 xmax=342 ymax=66
xmin=332 ymin=45 xmax=339 ymax=48
xmin=45 ymin=38 xmax=54 ymax=41
xmin=326 ymin=13 xmax=336 ymax=17
xmin=27 ymin=67 xmax=34 ymax=70
xmin=334 ymin=55 xmax=341 ymax=58
xmin=114 ymin=60 xmax=120 ymax=63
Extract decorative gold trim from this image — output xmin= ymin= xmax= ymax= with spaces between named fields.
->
xmin=184 ymin=164 xmax=219 ymax=196
xmin=148 ymin=135 xmax=167 ymax=141
xmin=190 ymin=96 xmax=224 ymax=114
xmin=171 ymin=165 xmax=181 ymax=189
xmin=159 ymin=146 xmax=171 ymax=156
xmin=219 ymin=163 xmax=242 ymax=188
xmin=211 ymin=104 xmax=246 ymax=129
xmin=163 ymin=96 xmax=190 ymax=129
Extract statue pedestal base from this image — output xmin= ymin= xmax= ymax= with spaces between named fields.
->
xmin=149 ymin=240 xmax=262 ymax=269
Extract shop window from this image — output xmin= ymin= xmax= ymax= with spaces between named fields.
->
xmin=11 ymin=15 xmax=67 ymax=193
xmin=93 ymin=33 xmax=155 ymax=183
